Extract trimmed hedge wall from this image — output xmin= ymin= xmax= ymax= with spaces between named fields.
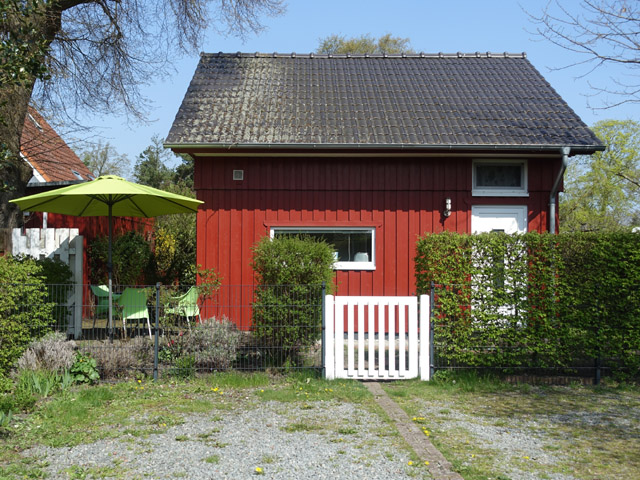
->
xmin=415 ymin=232 xmax=640 ymax=378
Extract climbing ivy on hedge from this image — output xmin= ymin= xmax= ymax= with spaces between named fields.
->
xmin=415 ymin=232 xmax=640 ymax=376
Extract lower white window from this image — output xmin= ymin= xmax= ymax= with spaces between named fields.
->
xmin=270 ymin=227 xmax=375 ymax=271
xmin=471 ymin=205 xmax=528 ymax=234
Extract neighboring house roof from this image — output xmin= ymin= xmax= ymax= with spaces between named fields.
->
xmin=166 ymin=52 xmax=603 ymax=154
xmin=21 ymin=107 xmax=94 ymax=184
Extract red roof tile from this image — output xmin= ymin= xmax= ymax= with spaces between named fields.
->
xmin=20 ymin=107 xmax=94 ymax=183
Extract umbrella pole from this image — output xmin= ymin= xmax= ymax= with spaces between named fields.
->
xmin=108 ymin=203 xmax=113 ymax=343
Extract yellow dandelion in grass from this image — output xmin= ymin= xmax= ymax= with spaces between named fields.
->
xmin=212 ymin=387 xmax=219 ymax=392
xmin=137 ymin=379 xmax=142 ymax=384
xmin=408 ymin=461 xmax=414 ymax=466
xmin=255 ymin=467 xmax=263 ymax=475
xmin=523 ymin=456 xmax=530 ymax=460
xmin=260 ymin=389 xmax=265 ymax=393
xmin=424 ymin=461 xmax=430 ymax=466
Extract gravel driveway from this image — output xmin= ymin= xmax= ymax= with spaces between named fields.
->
xmin=28 ymin=399 xmax=427 ymax=479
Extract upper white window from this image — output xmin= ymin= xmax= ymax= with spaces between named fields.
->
xmin=472 ymin=159 xmax=528 ymax=197
xmin=270 ymin=227 xmax=375 ymax=271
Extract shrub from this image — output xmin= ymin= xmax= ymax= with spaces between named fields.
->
xmin=0 ymin=255 xmax=54 ymax=380
xmin=250 ymin=235 xmax=335 ymax=367
xmin=182 ymin=317 xmax=241 ymax=371
xmin=16 ymin=332 xmax=76 ymax=372
xmin=34 ymin=257 xmax=74 ymax=329
xmin=88 ymin=230 xmax=153 ymax=285
xmin=80 ymin=342 xmax=138 ymax=380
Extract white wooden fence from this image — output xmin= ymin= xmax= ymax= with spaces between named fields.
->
xmin=324 ymin=295 xmax=430 ymax=381
xmin=11 ymin=228 xmax=84 ymax=338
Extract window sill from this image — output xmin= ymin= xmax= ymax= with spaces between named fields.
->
xmin=333 ymin=262 xmax=376 ymax=271
xmin=472 ymin=191 xmax=529 ymax=197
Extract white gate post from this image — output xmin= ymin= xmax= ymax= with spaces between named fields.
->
xmin=419 ymin=294 xmax=431 ymax=381
xmin=324 ymin=295 xmax=335 ymax=380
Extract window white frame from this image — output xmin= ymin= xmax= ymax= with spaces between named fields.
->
xmin=472 ymin=159 xmax=528 ymax=197
xmin=270 ymin=227 xmax=376 ymax=271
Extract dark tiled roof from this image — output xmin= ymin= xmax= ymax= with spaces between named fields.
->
xmin=21 ymin=107 xmax=94 ymax=183
xmin=166 ymin=52 xmax=603 ymax=152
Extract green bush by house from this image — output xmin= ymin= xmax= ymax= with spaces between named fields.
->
xmin=250 ymin=235 xmax=336 ymax=367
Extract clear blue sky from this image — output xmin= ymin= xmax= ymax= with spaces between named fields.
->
xmin=72 ymin=0 xmax=638 ymax=165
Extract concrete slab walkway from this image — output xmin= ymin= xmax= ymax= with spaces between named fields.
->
xmin=364 ymin=381 xmax=464 ymax=480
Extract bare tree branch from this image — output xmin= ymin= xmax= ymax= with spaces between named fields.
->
xmin=528 ymin=0 xmax=640 ymax=107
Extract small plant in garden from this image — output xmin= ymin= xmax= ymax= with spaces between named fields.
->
xmin=70 ymin=352 xmax=100 ymax=384
xmin=182 ymin=317 xmax=241 ymax=371
xmin=170 ymin=354 xmax=195 ymax=379
xmin=17 ymin=331 xmax=76 ymax=373
xmin=0 ymin=409 xmax=13 ymax=430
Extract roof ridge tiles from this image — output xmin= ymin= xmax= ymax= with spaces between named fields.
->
xmin=202 ymin=51 xmax=528 ymax=59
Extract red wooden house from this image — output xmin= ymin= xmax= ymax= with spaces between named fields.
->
xmin=166 ymin=53 xmax=603 ymax=306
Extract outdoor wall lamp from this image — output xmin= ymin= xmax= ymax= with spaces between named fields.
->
xmin=444 ymin=197 xmax=452 ymax=217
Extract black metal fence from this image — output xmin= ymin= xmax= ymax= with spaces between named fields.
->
xmin=2 ymin=283 xmax=325 ymax=379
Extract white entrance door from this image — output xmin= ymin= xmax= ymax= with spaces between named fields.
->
xmin=471 ymin=205 xmax=527 ymax=234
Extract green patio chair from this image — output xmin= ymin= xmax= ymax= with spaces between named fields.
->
xmin=117 ymin=287 xmax=151 ymax=338
xmin=90 ymin=285 xmax=122 ymax=328
xmin=165 ymin=286 xmax=201 ymax=330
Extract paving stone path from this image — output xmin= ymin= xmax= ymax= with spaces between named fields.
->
xmin=364 ymin=381 xmax=464 ymax=480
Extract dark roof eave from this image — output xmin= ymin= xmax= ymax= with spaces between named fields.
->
xmin=164 ymin=142 xmax=605 ymax=155
xmin=27 ymin=180 xmax=88 ymax=188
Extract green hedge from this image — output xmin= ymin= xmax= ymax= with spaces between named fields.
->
xmin=0 ymin=255 xmax=54 ymax=382
xmin=415 ymin=232 xmax=640 ymax=376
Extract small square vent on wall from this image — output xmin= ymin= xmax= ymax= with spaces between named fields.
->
xmin=232 ymin=169 xmax=244 ymax=181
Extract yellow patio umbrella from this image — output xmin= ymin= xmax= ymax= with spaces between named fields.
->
xmin=10 ymin=175 xmax=203 ymax=339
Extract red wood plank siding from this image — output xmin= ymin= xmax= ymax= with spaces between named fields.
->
xmin=195 ymin=155 xmax=561 ymax=326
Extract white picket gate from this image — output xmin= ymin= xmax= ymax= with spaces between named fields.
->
xmin=324 ymin=295 xmax=430 ymax=381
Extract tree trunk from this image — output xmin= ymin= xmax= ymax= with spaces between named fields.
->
xmin=0 ymin=3 xmax=65 ymax=229
xmin=0 ymin=83 xmax=36 ymax=230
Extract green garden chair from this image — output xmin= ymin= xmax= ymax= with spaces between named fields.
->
xmin=165 ymin=286 xmax=201 ymax=330
xmin=90 ymin=285 xmax=121 ymax=328
xmin=117 ymin=287 xmax=151 ymax=338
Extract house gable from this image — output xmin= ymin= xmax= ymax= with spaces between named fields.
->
xmin=21 ymin=107 xmax=94 ymax=185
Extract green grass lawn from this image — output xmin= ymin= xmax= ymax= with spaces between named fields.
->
xmin=382 ymin=372 xmax=640 ymax=480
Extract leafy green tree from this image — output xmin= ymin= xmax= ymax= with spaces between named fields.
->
xmin=317 ymin=33 xmax=413 ymax=55
xmin=153 ymin=182 xmax=197 ymax=285
xmin=561 ymin=119 xmax=640 ymax=231
xmin=80 ymin=140 xmax=130 ymax=178
xmin=133 ymin=136 xmax=175 ymax=189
